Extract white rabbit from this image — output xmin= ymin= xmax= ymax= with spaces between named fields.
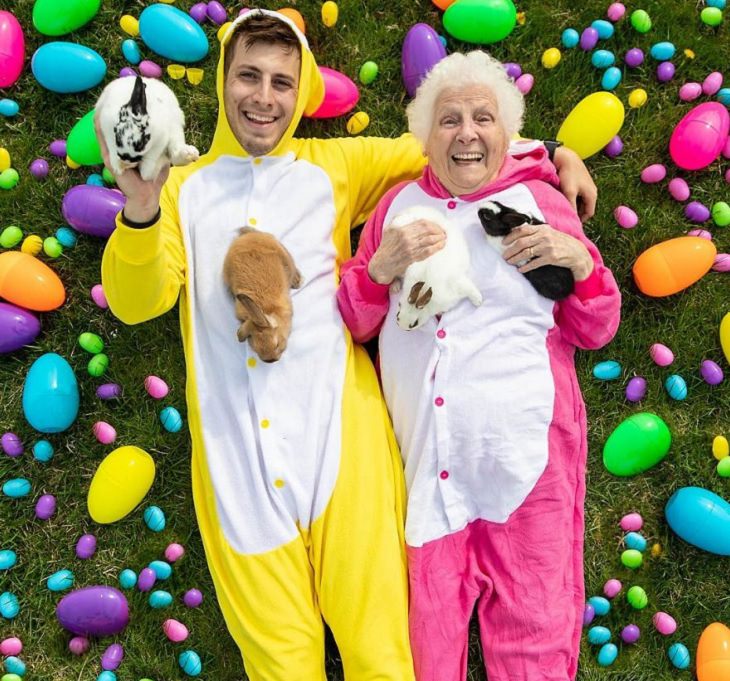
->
xmin=389 ymin=205 xmax=482 ymax=330
xmin=95 ymin=75 xmax=199 ymax=181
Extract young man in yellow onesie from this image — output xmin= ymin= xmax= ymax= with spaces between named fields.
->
xmin=100 ymin=9 xmax=597 ymax=680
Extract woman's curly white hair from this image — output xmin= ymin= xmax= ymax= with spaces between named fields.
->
xmin=406 ymin=51 xmax=524 ymax=148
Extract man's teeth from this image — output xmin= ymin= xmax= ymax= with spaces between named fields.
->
xmin=245 ymin=112 xmax=276 ymax=123
xmin=453 ymin=153 xmax=484 ymax=160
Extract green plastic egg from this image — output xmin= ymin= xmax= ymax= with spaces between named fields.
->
xmin=630 ymin=9 xmax=652 ymax=33
xmin=0 ymin=226 xmax=23 ymax=248
xmin=603 ymin=413 xmax=672 ymax=476
xmin=79 ymin=332 xmax=104 ymax=354
xmin=701 ymin=7 xmax=723 ymax=27
xmin=67 ymin=109 xmax=102 ymax=166
xmin=711 ymin=201 xmax=730 ymax=227
xmin=621 ymin=549 xmax=643 ymax=569
xmin=88 ymin=353 xmax=109 ymax=377
xmin=102 ymin=167 xmax=116 ymax=185
xmin=717 ymin=457 xmax=730 ymax=478
xmin=359 ymin=61 xmax=379 ymax=85
xmin=43 ymin=236 xmax=63 ymax=258
xmin=443 ymin=0 xmax=517 ymax=45
xmin=33 ymin=0 xmax=102 ymax=36
xmin=627 ymin=585 xmax=648 ymax=609
xmin=0 ymin=169 xmax=19 ymax=190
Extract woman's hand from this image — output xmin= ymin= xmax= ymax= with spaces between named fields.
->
xmin=553 ymin=145 xmax=598 ymax=223
xmin=501 ymin=223 xmax=594 ymax=281
xmin=368 ymin=219 xmax=447 ymax=285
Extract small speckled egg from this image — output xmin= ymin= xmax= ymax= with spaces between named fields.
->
xmin=653 ymin=611 xmax=677 ymax=635
xmin=614 ymin=205 xmax=637 ymax=229
xmin=593 ymin=360 xmax=621 ymax=380
xmin=163 ymin=618 xmax=189 ymax=643
xmin=667 ymin=642 xmax=690 ymax=669
xmin=35 ymin=493 xmax=56 ymax=519
xmin=144 ymin=505 xmax=166 ymax=532
xmin=625 ymin=377 xmax=647 ymax=402
xmin=649 ymin=343 xmax=673 ymax=366
xmin=603 ymin=579 xmax=622 ymax=599
xmin=75 ymin=534 xmax=97 ymax=559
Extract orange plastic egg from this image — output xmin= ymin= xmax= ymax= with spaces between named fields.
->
xmin=277 ymin=8 xmax=305 ymax=34
xmin=697 ymin=622 xmax=730 ymax=681
xmin=633 ymin=236 xmax=716 ymax=297
xmin=432 ymin=0 xmax=457 ymax=8
xmin=0 ymin=251 xmax=65 ymax=311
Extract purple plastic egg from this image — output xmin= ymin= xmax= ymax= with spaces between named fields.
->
xmin=35 ymin=494 xmax=56 ymax=520
xmin=62 ymin=185 xmax=126 ymax=239
xmin=685 ymin=200 xmax=711 ymax=222
xmin=650 ymin=343 xmax=674 ymax=367
xmin=75 ymin=534 xmax=97 ymax=559
xmin=49 ymin=139 xmax=67 ymax=158
xmin=101 ymin=642 xmax=124 ymax=670
xmin=183 ymin=588 xmax=203 ymax=608
xmin=580 ymin=27 xmax=599 ymax=50
xmin=686 ymin=228 xmax=712 ymax=239
xmin=668 ymin=177 xmax=690 ymax=201
xmin=515 ymin=73 xmax=534 ymax=95
xmin=712 ymin=253 xmax=730 ymax=272
xmin=165 ymin=543 xmax=185 ymax=563
xmin=1 ymin=432 xmax=23 ymax=457
xmin=624 ymin=48 xmax=644 ymax=67
xmin=0 ymin=302 xmax=41 ymax=354
xmin=0 ymin=637 xmax=22 ymax=656
xmin=607 ymin=2 xmax=626 ymax=21
xmin=656 ymin=61 xmax=675 ymax=82
xmin=91 ymin=284 xmax=108 ymax=309
xmin=69 ymin=635 xmax=90 ymax=655
xmin=96 ymin=383 xmax=122 ymax=400
xmin=138 ymin=60 xmax=162 ymax=79
xmin=604 ymin=135 xmax=623 ymax=157
xmin=625 ymin=376 xmax=647 ymax=402
xmin=700 ymin=359 xmax=724 ymax=385
xmin=206 ymin=1 xmax=227 ymax=25
xmin=56 ymin=586 xmax=130 ymax=637
xmin=93 ymin=421 xmax=117 ymax=445
xmin=29 ymin=158 xmax=49 ymax=179
xmin=502 ymin=62 xmax=522 ymax=79
xmin=402 ymin=23 xmax=447 ymax=98
xmin=137 ymin=567 xmax=156 ymax=592
xmin=620 ymin=512 xmax=643 ymax=532
xmin=621 ymin=624 xmax=641 ymax=644
xmin=653 ymin=611 xmax=677 ymax=635
xmin=703 ymin=71 xmax=723 ymax=96
xmin=640 ymin=163 xmax=667 ymax=183
xmin=679 ymin=82 xmax=703 ymax=102
xmin=603 ymin=579 xmax=622 ymax=598
xmin=163 ymin=618 xmax=189 ymax=642
xmin=614 ymin=205 xmax=638 ymax=229
xmin=190 ymin=2 xmax=208 ymax=23
xmin=119 ymin=66 xmax=136 ymax=78
xmin=583 ymin=603 xmax=595 ymax=627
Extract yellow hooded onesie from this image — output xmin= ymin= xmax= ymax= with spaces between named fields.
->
xmin=101 ymin=9 xmax=425 ymax=681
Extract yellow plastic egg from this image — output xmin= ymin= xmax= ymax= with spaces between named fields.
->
xmin=120 ymin=14 xmax=139 ymax=37
xmin=21 ymin=235 xmax=43 ymax=256
xmin=0 ymin=147 xmax=10 ymax=172
xmin=217 ymin=21 xmax=232 ymax=42
xmin=167 ymin=64 xmax=186 ymax=80
xmin=556 ymin=92 xmax=625 ymax=159
xmin=322 ymin=1 xmax=339 ymax=27
xmin=66 ymin=156 xmax=81 ymax=170
xmin=714 ymin=435 xmax=730 ymax=460
xmin=651 ymin=543 xmax=662 ymax=558
xmin=186 ymin=68 xmax=204 ymax=86
xmin=628 ymin=88 xmax=648 ymax=108
xmin=721 ymin=312 xmax=730 ymax=366
xmin=541 ymin=48 xmax=561 ymax=69
xmin=88 ymin=445 xmax=156 ymax=523
xmin=346 ymin=111 xmax=370 ymax=135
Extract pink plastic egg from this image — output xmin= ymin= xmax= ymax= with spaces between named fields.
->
xmin=667 ymin=177 xmax=690 ymax=201
xmin=138 ymin=60 xmax=162 ymax=79
xmin=91 ymin=284 xmax=108 ymax=309
xmin=515 ymin=73 xmax=534 ymax=94
xmin=625 ymin=376 xmax=647 ymax=402
xmin=679 ymin=82 xmax=703 ymax=102
xmin=620 ymin=512 xmax=643 ymax=532
xmin=650 ymin=343 xmax=674 ymax=367
xmin=603 ymin=579 xmax=622 ymax=598
xmin=92 ymin=421 xmax=117 ymax=445
xmin=703 ymin=71 xmax=723 ymax=96
xmin=687 ymin=229 xmax=713 ymax=240
xmin=0 ymin=11 xmax=25 ymax=88
xmin=640 ymin=163 xmax=667 ymax=183
xmin=165 ymin=543 xmax=185 ymax=563
xmin=0 ymin=637 xmax=22 ymax=656
xmin=183 ymin=588 xmax=203 ymax=608
xmin=653 ymin=611 xmax=677 ymax=635
xmin=75 ymin=533 xmax=97 ymax=559
xmin=144 ymin=375 xmax=169 ymax=399
xmin=607 ymin=2 xmax=626 ymax=21
xmin=69 ymin=635 xmax=90 ymax=655
xmin=35 ymin=494 xmax=57 ymax=520
xmin=712 ymin=253 xmax=730 ymax=272
xmin=163 ymin=618 xmax=189 ymax=642
xmin=309 ymin=66 xmax=359 ymax=119
xmin=700 ymin=359 xmax=724 ymax=385
xmin=669 ymin=102 xmax=730 ymax=170
xmin=614 ymin=205 xmax=638 ymax=229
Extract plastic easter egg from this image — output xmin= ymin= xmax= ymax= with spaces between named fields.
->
xmin=717 ymin=458 xmax=730 ymax=477
xmin=118 ymin=569 xmax=137 ymax=589
xmin=43 ymin=236 xmax=63 ymax=258
xmin=650 ymin=42 xmax=675 ymax=60
xmin=32 ymin=42 xmax=106 ymax=94
xmin=625 ymin=532 xmax=647 ymax=552
xmin=0 ymin=592 xmax=19 ymax=619
xmin=137 ymin=568 xmax=156 ymax=592
xmin=557 ymin=92 xmax=624 ymax=159
xmin=668 ymin=642 xmax=691 ymax=669
xmin=0 ymin=550 xmax=16 ymax=570
xmin=139 ymin=60 xmax=162 ymax=79
xmin=0 ymin=225 xmax=21 ymax=247
xmin=633 ymin=236 xmax=716 ymax=297
xmin=515 ymin=74 xmax=534 ymax=95
xmin=624 ymin=48 xmax=644 ymax=67
xmin=86 ymin=350 xmax=109 ymax=372
xmin=165 ymin=543 xmax=185 ymax=562
xmin=503 ymin=62 xmax=522 ymax=79
xmin=604 ymin=135 xmax=623 ymax=157
xmin=443 ymin=0 xmax=517 ymax=44
xmin=29 ymin=158 xmax=48 ymax=179
xmin=91 ymin=284 xmax=108 ymax=309
xmin=722 ymin=313 xmax=730 ymax=365
xmin=35 ymin=493 xmax=57 ymax=519
xmin=33 ymin=440 xmax=53 ymax=462
xmin=593 ymin=360 xmax=621 ymax=380
xmin=668 ymin=178 xmax=690 ymax=201
xmin=666 ymin=487 xmax=730 ymax=555
xmin=640 ymin=163 xmax=666 ymax=183
xmin=707 ymin=0 xmax=726 ymax=8
xmin=276 ymin=8 xmax=305 ymax=34
xmin=712 ymin=201 xmax=730 ymax=226
xmin=149 ymin=590 xmax=173 ymax=608
xmin=603 ymin=579 xmax=622 ymax=598
xmin=56 ymin=586 xmax=129 ymax=636
xmin=179 ymin=650 xmax=203 ymax=677
xmin=702 ymin=7 xmax=724 ymax=26
xmin=627 ymin=585 xmax=648 ymax=609
xmin=0 ymin=251 xmax=65 ymax=312
xmin=588 ymin=626 xmax=611 ymax=644
xmin=62 ymin=185 xmax=126 ymax=238
xmin=121 ymin=39 xmax=141 ymax=65
xmin=139 ymin=5 xmax=209 ymax=63
xmin=206 ymin=1 xmax=226 ymax=25
xmin=76 ymin=534 xmax=97 ymax=559
xmin=400 ymin=24 xmax=446 ymax=98
xmin=679 ymin=82 xmax=703 ymax=102
xmin=23 ymin=353 xmax=79 ymax=433
xmin=603 ymin=413 xmax=671 ymax=476
xmin=21 ymin=235 xmax=42 ymax=256
xmin=607 ymin=3 xmax=625 ymax=21
xmin=714 ymin=435 xmax=730 ymax=460
xmin=79 ymin=332 xmax=104 ymax=354
xmin=68 ymin=635 xmax=89 ymax=655
xmin=650 ymin=343 xmax=674 ymax=366
xmin=322 ymin=1 xmax=338 ymax=27
xmin=2 ymin=479 xmax=30 ymax=498
xmin=591 ymin=20 xmax=614 ymax=39
xmin=621 ymin=624 xmax=641 ymax=644
xmin=93 ymin=421 xmax=117 ymax=445
xmin=583 ymin=604 xmax=595 ymax=626
xmin=88 ymin=446 xmax=156 ymax=524
xmin=689 ymin=228 xmax=713 ymax=240
xmin=101 ymin=643 xmax=124 ymax=670
xmin=697 ymin=622 xmax=730 ymax=681
xmin=120 ymin=14 xmax=139 ymax=36
xmin=541 ymin=48 xmax=561 ymax=69
xmin=670 ymin=102 xmax=730 ymax=170
xmin=0 ymin=637 xmax=22 ymax=655
xmin=588 ymin=596 xmax=610 ymax=616
xmin=189 ymin=3 xmax=207 ymax=23
xmin=712 ymin=254 xmax=730 ymax=272
xmin=149 ymin=560 xmax=172 ymax=580
xmin=97 ymin=383 xmax=122 ymax=400
xmin=591 ymin=50 xmax=615 ymax=69
xmin=347 ymin=111 xmax=370 ymax=135
xmin=183 ymin=588 xmax=203 ymax=608
xmin=686 ymin=199 xmax=711 ymax=220
xmin=163 ymin=618 xmax=189 ymax=643
xmin=48 ymin=569 xmax=74 ymax=592
xmin=144 ymin=505 xmax=166 ymax=532
xmin=0 ymin=303 xmax=41 ymax=354
xmin=717 ymin=88 xmax=730 ymax=105
xmin=665 ymin=374 xmax=687 ymax=400
xmin=309 ymin=66 xmax=359 ymax=118
xmin=653 ymin=611 xmax=677 ymax=635
xmin=631 ymin=9 xmax=651 ymax=32
xmin=597 ymin=643 xmax=618 ymax=666
xmin=656 ymin=62 xmax=675 ymax=83
xmin=621 ymin=549 xmax=643 ymax=568
xmin=33 ymin=0 xmax=100 ymax=35
xmin=561 ymin=28 xmax=579 ymax=48
xmin=0 ymin=11 xmax=24 ymax=88
xmin=3 ymin=658 xmax=24 ymax=676
xmin=629 ymin=88 xmax=648 ymax=109
xmin=359 ymin=61 xmax=378 ymax=85
xmin=625 ymin=377 xmax=647 ymax=402
xmin=701 ymin=359 xmax=724 ymax=385
xmin=614 ymin=206 xmax=638 ymax=229
xmin=160 ymin=406 xmax=183 ymax=432
xmin=579 ymin=27 xmax=599 ymax=51
xmin=0 ymin=167 xmax=19 ymax=189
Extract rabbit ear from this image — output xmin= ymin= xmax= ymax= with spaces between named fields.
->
xmin=236 ymin=294 xmax=270 ymax=327
xmin=237 ymin=318 xmax=256 ymax=342
xmin=407 ymin=281 xmax=425 ymax=305
xmin=414 ymin=287 xmax=433 ymax=309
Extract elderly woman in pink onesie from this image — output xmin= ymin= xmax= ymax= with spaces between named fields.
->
xmin=337 ymin=51 xmax=621 ymax=681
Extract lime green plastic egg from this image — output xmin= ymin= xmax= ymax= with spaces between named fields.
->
xmin=359 ymin=61 xmax=379 ymax=85
xmin=0 ymin=226 xmax=23 ymax=249
xmin=33 ymin=0 xmax=101 ymax=36
xmin=603 ymin=412 xmax=671 ymax=476
xmin=443 ymin=0 xmax=517 ymax=45
xmin=67 ymin=110 xmax=102 ymax=167
xmin=701 ymin=7 xmax=723 ymax=27
xmin=631 ymin=9 xmax=652 ymax=33
xmin=79 ymin=332 xmax=104 ymax=354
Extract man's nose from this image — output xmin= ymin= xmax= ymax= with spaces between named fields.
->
xmin=253 ymin=78 xmax=274 ymax=106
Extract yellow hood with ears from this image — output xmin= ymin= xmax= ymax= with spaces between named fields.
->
xmin=208 ymin=8 xmax=325 ymax=158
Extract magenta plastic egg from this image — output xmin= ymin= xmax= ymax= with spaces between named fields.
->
xmin=1 ymin=432 xmax=23 ymax=457
xmin=91 ymin=284 xmax=108 ymax=309
xmin=624 ymin=47 xmax=644 ymax=67
xmin=101 ymin=643 xmax=124 ymax=670
xmin=93 ymin=421 xmax=117 ymax=445
xmin=401 ymin=23 xmax=447 ymax=98
xmin=515 ymin=73 xmax=534 ymax=94
xmin=163 ymin=618 xmax=189 ymax=642
xmin=722 ymin=137 xmax=730 ymax=160
xmin=0 ymin=11 xmax=25 ymax=88
xmin=650 ymin=343 xmax=674 ymax=366
xmin=206 ymin=1 xmax=227 ymax=25
xmin=669 ymin=102 xmax=730 ymax=170
xmin=679 ymin=82 xmax=703 ymax=102
xmin=621 ymin=624 xmax=641 ymax=644
xmin=603 ymin=579 xmax=622 ymax=598
xmin=35 ymin=493 xmax=57 ymax=520
xmin=640 ymin=163 xmax=666 ymax=183
xmin=309 ymin=66 xmax=359 ymax=118
xmin=607 ymin=3 xmax=625 ymax=21
xmin=0 ymin=637 xmax=22 ymax=656
xmin=626 ymin=376 xmax=647 ymax=402
xmin=69 ymin=635 xmax=89 ymax=655
xmin=700 ymin=359 xmax=724 ymax=385
xmin=57 ymin=586 xmax=129 ymax=636
xmin=144 ymin=375 xmax=169 ymax=399
xmin=713 ymin=254 xmax=730 ymax=272
xmin=580 ymin=27 xmax=599 ymax=50
xmin=62 ymin=185 xmax=126 ymax=238
xmin=685 ymin=200 xmax=710 ymax=222
xmin=183 ymin=588 xmax=203 ymax=608
xmin=603 ymin=135 xmax=623 ymax=157
xmin=139 ymin=59 xmax=162 ymax=78
xmin=165 ymin=542 xmax=185 ymax=562
xmin=620 ymin=512 xmax=643 ymax=532
xmin=703 ymin=72 xmax=723 ymax=96
xmin=687 ymin=229 xmax=712 ymax=240
xmin=653 ymin=611 xmax=677 ymax=635
xmin=668 ymin=177 xmax=690 ymax=201
xmin=0 ymin=302 xmax=41 ymax=354
xmin=614 ymin=205 xmax=638 ymax=229
xmin=656 ymin=62 xmax=675 ymax=82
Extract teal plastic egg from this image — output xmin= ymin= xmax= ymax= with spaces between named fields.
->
xmin=47 ymin=569 xmax=75 ymax=592
xmin=22 ymin=353 xmax=79 ymax=433
xmin=31 ymin=42 xmax=106 ymax=94
xmin=593 ymin=360 xmax=621 ymax=380
xmin=160 ymin=406 xmax=183 ymax=433
xmin=139 ymin=5 xmax=209 ymax=63
xmin=118 ymin=569 xmax=137 ymax=589
xmin=179 ymin=650 xmax=202 ymax=676
xmin=597 ymin=643 xmax=618 ymax=666
xmin=3 ymin=657 xmax=25 ymax=676
xmin=561 ymin=28 xmax=579 ymax=48
xmin=588 ymin=596 xmax=610 ymax=616
xmin=591 ymin=20 xmax=614 ymax=39
xmin=121 ymin=39 xmax=141 ymax=65
xmin=667 ymin=642 xmax=690 ymax=669
xmin=603 ymin=413 xmax=671 ymax=476
xmin=144 ymin=505 xmax=166 ymax=532
xmin=443 ymin=0 xmax=517 ymax=45
xmin=665 ymin=486 xmax=730 ymax=555
xmin=148 ymin=590 xmax=173 ymax=609
xmin=665 ymin=374 xmax=687 ymax=400
xmin=0 ymin=591 xmax=19 ymax=619
xmin=97 ymin=671 xmax=117 ymax=681
xmin=601 ymin=66 xmax=622 ymax=90
xmin=650 ymin=42 xmax=675 ymax=60
xmin=588 ymin=626 xmax=611 ymax=645
xmin=0 ymin=550 xmax=16 ymax=570
xmin=32 ymin=439 xmax=54 ymax=462
xmin=591 ymin=50 xmax=615 ymax=69
xmin=55 ymin=227 xmax=77 ymax=248
xmin=2 ymin=479 xmax=30 ymax=498
xmin=624 ymin=532 xmax=647 ymax=552
xmin=149 ymin=560 xmax=172 ymax=580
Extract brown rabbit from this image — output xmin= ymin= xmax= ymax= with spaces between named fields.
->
xmin=223 ymin=227 xmax=302 ymax=362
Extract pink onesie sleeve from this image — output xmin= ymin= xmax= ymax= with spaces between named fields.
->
xmin=525 ymin=180 xmax=622 ymax=351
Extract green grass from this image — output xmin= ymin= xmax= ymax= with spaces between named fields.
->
xmin=1 ymin=0 xmax=729 ymax=679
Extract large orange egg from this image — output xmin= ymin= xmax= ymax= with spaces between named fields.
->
xmin=697 ymin=622 xmax=730 ymax=681
xmin=0 ymin=251 xmax=65 ymax=311
xmin=633 ymin=236 xmax=716 ymax=297
xmin=276 ymin=8 xmax=305 ymax=34
xmin=432 ymin=0 xmax=457 ymax=9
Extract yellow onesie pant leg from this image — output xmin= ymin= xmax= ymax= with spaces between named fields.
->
xmin=310 ymin=343 xmax=415 ymax=681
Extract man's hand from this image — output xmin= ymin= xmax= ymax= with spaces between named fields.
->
xmin=553 ymin=145 xmax=597 ymax=223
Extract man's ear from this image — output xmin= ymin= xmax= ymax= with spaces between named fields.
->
xmin=236 ymin=294 xmax=270 ymax=327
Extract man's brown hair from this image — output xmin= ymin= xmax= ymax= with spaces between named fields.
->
xmin=224 ymin=12 xmax=302 ymax=76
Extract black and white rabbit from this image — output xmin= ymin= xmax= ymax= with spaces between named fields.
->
xmin=477 ymin=201 xmax=574 ymax=301
xmin=95 ymin=75 xmax=199 ymax=181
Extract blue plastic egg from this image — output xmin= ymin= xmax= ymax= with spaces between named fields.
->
xmin=97 ymin=672 xmax=117 ymax=681
xmin=667 ymin=642 xmax=690 ymax=669
xmin=31 ymin=42 xmax=107 ymax=93
xmin=0 ymin=99 xmax=20 ymax=117
xmin=179 ymin=649 xmax=203 ymax=677
xmin=148 ymin=590 xmax=173 ymax=608
xmin=23 ymin=353 xmax=79 ymax=433
xmin=119 ymin=569 xmax=137 ymax=589
xmin=587 ymin=596 xmax=611 ymax=616
xmin=665 ymin=374 xmax=687 ymax=400
xmin=139 ymin=5 xmax=209 ymax=63
xmin=707 ymin=0 xmax=727 ymax=7
xmin=717 ymin=88 xmax=730 ymax=106
xmin=590 ymin=50 xmax=615 ymax=69
xmin=587 ymin=626 xmax=611 ymax=645
xmin=561 ymin=28 xmax=580 ymax=48
xmin=86 ymin=173 xmax=105 ymax=186
xmin=0 ymin=591 xmax=20 ymax=619
xmin=2 ymin=478 xmax=31 ymax=498
xmin=32 ymin=439 xmax=54 ymax=462
xmin=4 ymin=656 xmax=25 ymax=676
xmin=665 ymin=486 xmax=730 ymax=555
xmin=624 ymin=532 xmax=647 ymax=552
xmin=144 ymin=505 xmax=166 ymax=532
xmin=591 ymin=20 xmax=615 ymax=39
xmin=149 ymin=560 xmax=172 ymax=580
xmin=592 ymin=360 xmax=621 ymax=380
xmin=55 ymin=227 xmax=77 ymax=248
xmin=121 ymin=39 xmax=141 ymax=65
xmin=650 ymin=41 xmax=676 ymax=60
xmin=160 ymin=406 xmax=183 ymax=433
xmin=597 ymin=642 xmax=618 ymax=666
xmin=601 ymin=66 xmax=622 ymax=90
xmin=48 ymin=569 xmax=75 ymax=592
xmin=0 ymin=549 xmax=17 ymax=570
